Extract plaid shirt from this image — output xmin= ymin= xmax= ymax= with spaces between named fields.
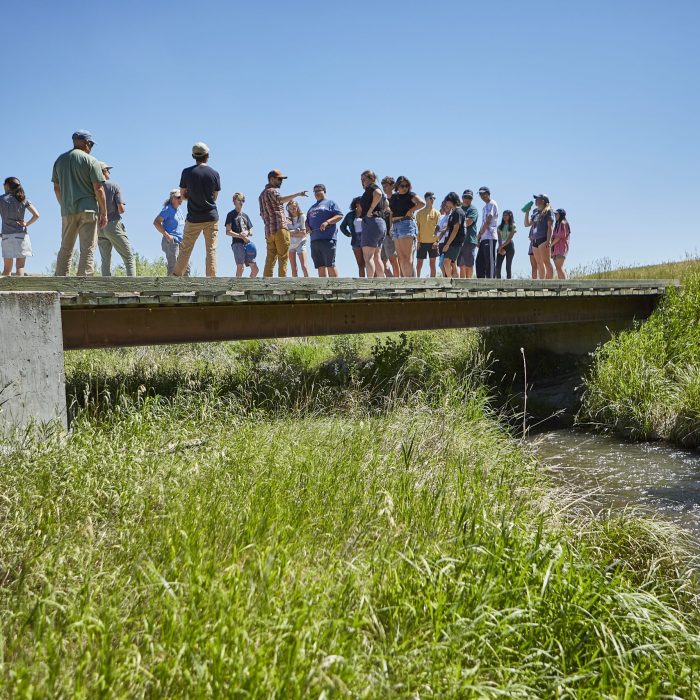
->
xmin=258 ymin=185 xmax=290 ymax=236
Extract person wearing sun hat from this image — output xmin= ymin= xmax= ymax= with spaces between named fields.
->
xmin=97 ymin=162 xmax=136 ymax=276
xmin=173 ymin=141 xmax=221 ymax=277
xmin=52 ymin=129 xmax=108 ymax=276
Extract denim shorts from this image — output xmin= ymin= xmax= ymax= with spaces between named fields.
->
xmin=289 ymin=235 xmax=308 ymax=254
xmin=361 ymin=216 xmax=386 ymax=248
xmin=232 ymin=240 xmax=257 ymax=265
xmin=457 ymin=242 xmax=477 ymax=267
xmin=392 ymin=218 xmax=417 ymax=239
xmin=310 ymin=239 xmax=336 ymax=268
xmin=417 ymin=242 xmax=438 ymax=259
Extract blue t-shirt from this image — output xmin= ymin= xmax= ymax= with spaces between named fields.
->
xmin=306 ymin=199 xmax=342 ymax=241
xmin=158 ymin=203 xmax=185 ymax=242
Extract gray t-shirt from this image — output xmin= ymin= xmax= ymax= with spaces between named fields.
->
xmin=103 ymin=181 xmax=123 ymax=222
xmin=0 ymin=193 xmax=31 ymax=235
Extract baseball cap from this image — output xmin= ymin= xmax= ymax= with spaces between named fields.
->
xmin=478 ymin=186 xmax=490 ymax=195
xmin=462 ymin=189 xmax=474 ymax=198
xmin=192 ymin=142 xmax=210 ymax=157
xmin=268 ymin=169 xmax=287 ymax=179
xmin=533 ymin=193 xmax=550 ymax=203
xmin=72 ymin=129 xmax=94 ymax=143
xmin=99 ymin=162 xmax=113 ymax=170
xmin=169 ymin=188 xmax=181 ymax=197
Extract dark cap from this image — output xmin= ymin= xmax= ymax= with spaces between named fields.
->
xmin=313 ymin=183 xmax=326 ymax=192
xmin=462 ymin=189 xmax=474 ymax=198
xmin=268 ymin=169 xmax=287 ymax=180
xmin=533 ymin=193 xmax=550 ymax=203
xmin=72 ymin=129 xmax=94 ymax=143
xmin=478 ymin=186 xmax=490 ymax=195
xmin=424 ymin=191 xmax=435 ymax=199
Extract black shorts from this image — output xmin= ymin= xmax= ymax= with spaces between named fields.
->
xmin=417 ymin=242 xmax=438 ymax=259
xmin=531 ymin=237 xmax=548 ymax=249
xmin=310 ymin=239 xmax=337 ymax=268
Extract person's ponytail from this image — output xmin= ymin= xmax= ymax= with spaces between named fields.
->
xmin=4 ymin=177 xmax=25 ymax=203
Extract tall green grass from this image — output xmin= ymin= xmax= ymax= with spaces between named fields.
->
xmin=570 ymin=254 xmax=700 ymax=281
xmin=2 ymin=390 xmax=699 ymax=697
xmin=580 ymin=272 xmax=700 ymax=446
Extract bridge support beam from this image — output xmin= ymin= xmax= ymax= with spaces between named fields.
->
xmin=0 ymin=292 xmax=67 ymax=436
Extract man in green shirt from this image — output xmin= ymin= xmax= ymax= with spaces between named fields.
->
xmin=458 ymin=189 xmax=479 ymax=278
xmin=52 ymin=130 xmax=107 ymax=276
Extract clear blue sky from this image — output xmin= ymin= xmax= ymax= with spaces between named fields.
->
xmin=4 ymin=0 xmax=699 ymax=276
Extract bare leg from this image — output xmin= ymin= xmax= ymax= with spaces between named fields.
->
xmin=530 ymin=254 xmax=537 ymax=279
xmin=289 ymin=251 xmax=298 ymax=277
xmin=353 ymin=248 xmax=365 ymax=277
xmin=363 ymin=247 xmax=376 ymax=278
xmin=249 ymin=262 xmax=259 ymax=278
xmin=298 ymin=250 xmax=310 ymax=277
xmin=14 ymin=258 xmax=26 ymax=276
xmin=416 ymin=258 xmax=423 ymax=276
xmin=554 ymin=256 xmax=566 ymax=279
xmin=328 ymin=266 xmax=338 ymax=278
xmin=318 ymin=267 xmax=328 ymax=278
xmin=2 ymin=258 xmax=12 ymax=276
xmin=372 ymin=249 xmax=386 ymax=278
xmin=395 ymin=237 xmax=416 ymax=277
xmin=236 ymin=264 xmax=244 ymax=278
xmin=429 ymin=258 xmax=437 ymax=277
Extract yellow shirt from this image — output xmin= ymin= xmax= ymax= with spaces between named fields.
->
xmin=417 ymin=207 xmax=440 ymax=243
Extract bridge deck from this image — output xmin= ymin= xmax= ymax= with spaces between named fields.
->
xmin=0 ymin=278 xmax=677 ymax=349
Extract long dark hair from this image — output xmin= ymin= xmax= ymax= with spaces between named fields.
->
xmin=350 ymin=196 xmax=361 ymax=211
xmin=4 ymin=177 xmax=25 ymax=203
xmin=499 ymin=209 xmax=515 ymax=232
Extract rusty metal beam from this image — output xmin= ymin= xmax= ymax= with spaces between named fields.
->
xmin=61 ymin=294 xmax=658 ymax=350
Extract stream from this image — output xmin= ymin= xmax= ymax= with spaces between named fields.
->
xmin=531 ymin=430 xmax=700 ymax=536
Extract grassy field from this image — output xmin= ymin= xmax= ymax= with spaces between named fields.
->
xmin=571 ymin=255 xmax=700 ymax=281
xmin=580 ymin=272 xmax=700 ymax=447
xmin=1 ymin=334 xmax=700 ymax=697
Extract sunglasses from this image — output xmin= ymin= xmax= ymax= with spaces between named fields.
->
xmin=173 ymin=195 xmax=182 ymax=200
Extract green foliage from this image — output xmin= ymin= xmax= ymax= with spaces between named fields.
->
xmin=580 ymin=272 xmax=700 ymax=445
xmin=113 ymin=253 xmax=169 ymax=277
xmin=570 ymin=253 xmax=700 ymax=281
xmin=1 ymin=398 xmax=699 ymax=697
xmin=64 ymin=330 xmax=488 ymax=420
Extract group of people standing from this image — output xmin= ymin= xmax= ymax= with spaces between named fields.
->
xmin=0 ymin=131 xmax=570 ymax=279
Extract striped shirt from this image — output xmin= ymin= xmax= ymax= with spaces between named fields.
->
xmin=258 ymin=185 xmax=289 ymax=236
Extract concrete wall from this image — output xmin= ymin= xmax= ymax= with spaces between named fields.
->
xmin=0 ymin=292 xmax=67 ymax=435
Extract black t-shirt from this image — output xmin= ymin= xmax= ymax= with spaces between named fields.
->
xmin=180 ymin=164 xmax=221 ymax=223
xmin=360 ymin=184 xmax=383 ymax=217
xmin=389 ymin=191 xmax=416 ymax=217
xmin=225 ymin=210 xmax=253 ymax=242
xmin=446 ymin=207 xmax=466 ymax=245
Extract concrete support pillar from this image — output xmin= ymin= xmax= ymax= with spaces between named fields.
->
xmin=0 ymin=292 xmax=67 ymax=435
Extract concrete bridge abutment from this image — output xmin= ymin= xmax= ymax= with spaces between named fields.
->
xmin=0 ymin=292 xmax=67 ymax=436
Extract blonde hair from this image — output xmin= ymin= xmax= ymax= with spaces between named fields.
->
xmin=287 ymin=199 xmax=300 ymax=216
xmin=233 ymin=192 xmax=245 ymax=202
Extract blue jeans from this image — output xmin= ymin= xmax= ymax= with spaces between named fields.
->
xmin=392 ymin=218 xmax=417 ymax=239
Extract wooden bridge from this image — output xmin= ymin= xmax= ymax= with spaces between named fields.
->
xmin=0 ymin=277 xmax=674 ymax=349
xmin=0 ymin=277 xmax=677 ymax=432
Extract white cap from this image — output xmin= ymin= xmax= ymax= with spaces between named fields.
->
xmin=169 ymin=188 xmax=181 ymax=197
xmin=192 ymin=142 xmax=209 ymax=157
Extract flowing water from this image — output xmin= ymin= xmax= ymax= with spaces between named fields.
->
xmin=531 ymin=430 xmax=700 ymax=536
